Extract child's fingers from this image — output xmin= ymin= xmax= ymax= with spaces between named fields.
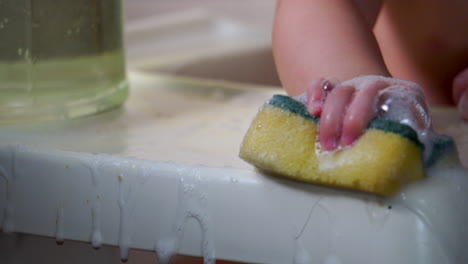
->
xmin=319 ymin=86 xmax=355 ymax=150
xmin=340 ymin=81 xmax=387 ymax=146
xmin=306 ymin=79 xmax=334 ymax=116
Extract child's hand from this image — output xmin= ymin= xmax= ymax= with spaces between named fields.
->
xmin=453 ymin=68 xmax=468 ymax=121
xmin=305 ymin=76 xmax=431 ymax=151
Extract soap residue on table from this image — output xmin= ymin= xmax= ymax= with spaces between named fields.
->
xmin=0 ymin=138 xmax=467 ymax=264
xmin=392 ymin=152 xmax=468 ymax=263
xmin=155 ymin=167 xmax=215 ymax=264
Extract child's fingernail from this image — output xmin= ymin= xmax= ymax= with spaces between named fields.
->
xmin=307 ymin=100 xmax=323 ymax=117
xmin=324 ymin=137 xmax=338 ymax=150
xmin=341 ymin=135 xmax=356 ymax=146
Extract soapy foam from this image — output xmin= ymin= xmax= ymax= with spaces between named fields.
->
xmin=376 ymin=86 xmax=434 ymax=163
xmin=294 ymin=93 xmax=308 ymax=105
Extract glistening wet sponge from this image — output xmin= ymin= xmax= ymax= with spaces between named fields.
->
xmin=239 ymin=95 xmax=425 ymax=196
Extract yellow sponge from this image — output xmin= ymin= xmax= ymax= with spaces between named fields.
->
xmin=239 ymin=95 xmax=425 ymax=196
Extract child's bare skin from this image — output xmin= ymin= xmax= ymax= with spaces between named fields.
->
xmin=273 ymin=0 xmax=468 ymax=151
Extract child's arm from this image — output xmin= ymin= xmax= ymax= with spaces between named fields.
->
xmin=273 ymin=0 xmax=388 ymax=95
xmin=273 ymin=0 xmax=429 ymax=150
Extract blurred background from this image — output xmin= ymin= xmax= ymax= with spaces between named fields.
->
xmin=124 ymin=0 xmax=281 ymax=89
xmin=124 ymin=0 xmax=275 ymax=31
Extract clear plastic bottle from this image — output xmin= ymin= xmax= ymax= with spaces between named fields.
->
xmin=0 ymin=0 xmax=128 ymax=123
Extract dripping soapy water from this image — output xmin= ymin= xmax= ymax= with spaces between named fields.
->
xmin=0 ymin=145 xmax=18 ymax=233
xmin=154 ymin=167 xmax=185 ymax=264
xmin=117 ymin=162 xmax=149 ymax=261
xmin=82 ymin=156 xmax=103 ymax=249
xmin=155 ymin=235 xmax=178 ymax=264
xmin=55 ymin=162 xmax=71 ymax=245
xmin=155 ymin=167 xmax=215 ymax=264
xmin=118 ymin=173 xmax=131 ymax=261
xmin=55 ymin=206 xmax=65 ymax=244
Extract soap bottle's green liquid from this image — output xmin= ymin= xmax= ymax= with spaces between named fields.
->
xmin=0 ymin=0 xmax=128 ymax=123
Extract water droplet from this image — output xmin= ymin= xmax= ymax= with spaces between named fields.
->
xmin=380 ymin=104 xmax=389 ymax=112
